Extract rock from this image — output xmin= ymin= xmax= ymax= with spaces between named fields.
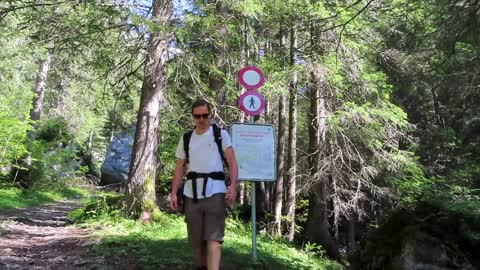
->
xmin=100 ymin=128 xmax=135 ymax=186
xmin=392 ymin=231 xmax=475 ymax=270
xmin=358 ymin=201 xmax=479 ymax=270
xmin=51 ymin=256 xmax=66 ymax=263
xmin=0 ymin=165 xmax=11 ymax=175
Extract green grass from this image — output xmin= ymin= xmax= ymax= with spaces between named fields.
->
xmin=0 ymin=184 xmax=89 ymax=209
xmin=73 ymin=197 xmax=343 ymax=270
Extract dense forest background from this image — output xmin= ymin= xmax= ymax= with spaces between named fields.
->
xmin=1 ymin=0 xmax=479 ymax=269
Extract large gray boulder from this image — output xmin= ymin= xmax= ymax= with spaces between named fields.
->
xmin=100 ymin=129 xmax=134 ymax=186
xmin=392 ymin=231 xmax=475 ymax=270
xmin=359 ymin=202 xmax=479 ymax=270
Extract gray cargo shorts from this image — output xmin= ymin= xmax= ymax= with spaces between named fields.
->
xmin=184 ymin=193 xmax=226 ymax=248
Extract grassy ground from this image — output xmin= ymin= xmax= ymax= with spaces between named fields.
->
xmin=0 ymin=186 xmax=343 ymax=269
xmin=70 ymin=194 xmax=344 ymax=270
xmin=0 ymin=184 xmax=88 ymax=209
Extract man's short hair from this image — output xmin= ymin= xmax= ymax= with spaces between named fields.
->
xmin=191 ymin=99 xmax=212 ymax=114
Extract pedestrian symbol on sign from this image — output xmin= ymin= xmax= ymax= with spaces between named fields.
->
xmin=239 ymin=91 xmax=265 ymax=116
xmin=249 ymin=97 xmax=256 ymax=109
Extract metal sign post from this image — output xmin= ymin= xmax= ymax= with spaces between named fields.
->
xmin=251 ymin=180 xmax=257 ymax=262
xmin=249 ymin=116 xmax=257 ymax=263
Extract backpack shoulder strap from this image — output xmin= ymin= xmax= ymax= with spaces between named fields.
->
xmin=212 ymin=124 xmax=227 ymax=166
xmin=183 ymin=129 xmax=194 ymax=164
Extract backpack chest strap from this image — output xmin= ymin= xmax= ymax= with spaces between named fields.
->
xmin=186 ymin=171 xmax=225 ymax=203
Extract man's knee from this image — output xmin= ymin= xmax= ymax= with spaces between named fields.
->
xmin=207 ymin=240 xmax=223 ymax=248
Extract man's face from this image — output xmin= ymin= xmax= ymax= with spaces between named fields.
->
xmin=192 ymin=105 xmax=210 ymax=129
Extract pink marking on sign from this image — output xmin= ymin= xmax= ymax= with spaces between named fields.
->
xmin=238 ymin=66 xmax=265 ymax=89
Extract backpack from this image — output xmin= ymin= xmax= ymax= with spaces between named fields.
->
xmin=183 ymin=124 xmax=227 ymax=167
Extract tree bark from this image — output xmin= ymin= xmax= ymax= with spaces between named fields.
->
xmin=236 ymin=17 xmax=249 ymax=206
xmin=347 ymin=215 xmax=357 ymax=255
xmin=30 ymin=51 xmax=52 ymax=122
xmin=273 ymin=26 xmax=288 ymax=235
xmin=125 ymin=0 xmax=172 ymax=219
xmin=88 ymin=130 xmax=94 ymax=154
xmin=262 ymin=100 xmax=272 ymax=212
xmin=273 ymin=92 xmax=286 ymax=235
xmin=286 ymin=27 xmax=298 ymax=242
xmin=211 ymin=1 xmax=228 ymax=127
xmin=305 ymin=65 xmax=340 ymax=259
xmin=18 ymin=50 xmax=52 ymax=187
xmin=258 ymin=181 xmax=266 ymax=217
xmin=469 ymin=0 xmax=480 ymax=54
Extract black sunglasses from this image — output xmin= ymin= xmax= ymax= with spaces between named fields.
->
xmin=193 ymin=113 xmax=209 ymax=119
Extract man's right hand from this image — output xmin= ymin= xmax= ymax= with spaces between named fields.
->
xmin=170 ymin=192 xmax=177 ymax=211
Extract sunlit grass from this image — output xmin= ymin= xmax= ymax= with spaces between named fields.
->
xmin=74 ymin=200 xmax=343 ymax=270
xmin=0 ymin=184 xmax=88 ymax=209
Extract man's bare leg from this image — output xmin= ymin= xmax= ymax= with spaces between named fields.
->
xmin=194 ymin=247 xmax=207 ymax=268
xmin=207 ymin=240 xmax=222 ymax=270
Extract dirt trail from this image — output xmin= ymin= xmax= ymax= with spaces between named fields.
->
xmin=0 ymin=200 xmax=131 ymax=270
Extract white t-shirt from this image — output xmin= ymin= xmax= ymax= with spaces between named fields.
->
xmin=175 ymin=126 xmax=232 ymax=199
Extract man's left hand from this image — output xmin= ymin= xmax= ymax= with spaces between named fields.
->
xmin=225 ymin=186 xmax=237 ymax=206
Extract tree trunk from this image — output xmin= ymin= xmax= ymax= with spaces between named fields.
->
xmin=347 ymin=215 xmax=357 ymax=255
xmin=88 ymin=130 xmax=94 ymax=154
xmin=237 ymin=100 xmax=246 ymax=205
xmin=273 ymin=27 xmax=288 ymax=235
xmin=306 ymin=182 xmax=339 ymax=258
xmin=286 ymin=27 xmax=298 ymax=242
xmin=125 ymin=0 xmax=172 ymax=219
xmin=263 ymin=100 xmax=271 ymax=212
xmin=211 ymin=1 xmax=228 ymax=127
xmin=17 ymin=50 xmax=52 ymax=187
xmin=273 ymin=93 xmax=286 ymax=235
xmin=305 ymin=65 xmax=340 ymax=259
xmin=258 ymin=181 xmax=266 ymax=217
xmin=30 ymin=51 xmax=52 ymax=122
xmin=236 ymin=18 xmax=249 ymax=205
xmin=469 ymin=0 xmax=480 ymax=54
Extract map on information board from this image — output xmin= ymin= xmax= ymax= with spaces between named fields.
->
xmin=231 ymin=123 xmax=276 ymax=181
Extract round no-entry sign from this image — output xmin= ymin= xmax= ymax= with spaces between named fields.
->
xmin=239 ymin=90 xmax=265 ymax=116
xmin=239 ymin=66 xmax=265 ymax=90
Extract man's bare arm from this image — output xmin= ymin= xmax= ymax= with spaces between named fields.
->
xmin=224 ymin=146 xmax=238 ymax=205
xmin=170 ymin=159 xmax=185 ymax=210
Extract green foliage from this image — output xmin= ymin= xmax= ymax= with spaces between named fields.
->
xmin=11 ymin=116 xmax=94 ymax=188
xmin=69 ymin=192 xmax=125 ymax=222
xmin=23 ymin=140 xmax=80 ymax=187
xmin=0 ymin=17 xmax=36 ymax=170
xmin=36 ymin=117 xmax=73 ymax=144
xmin=0 ymin=93 xmax=32 ymax=168
xmin=376 ymin=0 xmax=480 ymax=178
xmin=156 ymin=116 xmax=188 ymax=193
xmin=386 ymin=155 xmax=433 ymax=206
xmin=304 ymin=242 xmax=327 ymax=260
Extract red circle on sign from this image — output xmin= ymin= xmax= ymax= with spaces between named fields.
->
xmin=239 ymin=91 xmax=265 ymax=116
xmin=238 ymin=66 xmax=265 ymax=89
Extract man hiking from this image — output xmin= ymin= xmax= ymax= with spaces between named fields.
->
xmin=170 ymin=99 xmax=238 ymax=270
